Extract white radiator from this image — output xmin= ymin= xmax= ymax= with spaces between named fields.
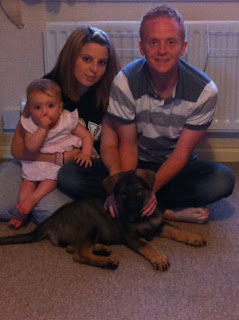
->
xmin=44 ymin=21 xmax=239 ymax=132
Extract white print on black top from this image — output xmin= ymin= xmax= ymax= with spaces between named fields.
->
xmin=88 ymin=122 xmax=102 ymax=142
xmin=78 ymin=118 xmax=101 ymax=142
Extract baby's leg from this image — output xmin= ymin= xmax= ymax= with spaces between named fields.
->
xmin=9 ymin=180 xmax=57 ymax=229
xmin=9 ymin=180 xmax=37 ymax=229
xmin=18 ymin=179 xmax=57 ymax=214
xmin=18 ymin=180 xmax=38 ymax=212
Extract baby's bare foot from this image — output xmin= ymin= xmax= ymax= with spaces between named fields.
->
xmin=17 ymin=198 xmax=37 ymax=215
xmin=8 ymin=212 xmax=29 ymax=229
xmin=163 ymin=207 xmax=209 ymax=224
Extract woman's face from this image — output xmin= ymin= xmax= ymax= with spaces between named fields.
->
xmin=74 ymin=43 xmax=109 ymax=89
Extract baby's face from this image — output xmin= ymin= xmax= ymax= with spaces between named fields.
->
xmin=29 ymin=91 xmax=63 ymax=129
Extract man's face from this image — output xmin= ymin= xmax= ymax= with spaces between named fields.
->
xmin=139 ymin=17 xmax=187 ymax=76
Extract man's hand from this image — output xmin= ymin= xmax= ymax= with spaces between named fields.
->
xmin=141 ymin=192 xmax=157 ymax=217
xmin=104 ymin=191 xmax=157 ymax=218
xmin=104 ymin=194 xmax=118 ymax=218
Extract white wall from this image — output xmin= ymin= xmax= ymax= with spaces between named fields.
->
xmin=1 ymin=1 xmax=239 ymax=160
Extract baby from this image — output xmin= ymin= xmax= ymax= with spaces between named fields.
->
xmin=9 ymin=78 xmax=93 ymax=229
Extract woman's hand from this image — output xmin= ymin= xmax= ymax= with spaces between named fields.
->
xmin=141 ymin=192 xmax=157 ymax=217
xmin=63 ymin=149 xmax=82 ymax=163
xmin=104 ymin=193 xmax=118 ymax=218
xmin=74 ymin=153 xmax=92 ymax=167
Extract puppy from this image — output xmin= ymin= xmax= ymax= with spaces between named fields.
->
xmin=0 ymin=169 xmax=206 ymax=270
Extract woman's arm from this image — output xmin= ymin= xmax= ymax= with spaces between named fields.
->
xmin=153 ymin=128 xmax=207 ymax=193
xmin=11 ymin=120 xmax=80 ymax=163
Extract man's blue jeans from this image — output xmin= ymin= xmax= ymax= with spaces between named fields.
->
xmin=137 ymin=159 xmax=235 ymax=210
xmin=57 ymin=158 xmax=235 ymax=211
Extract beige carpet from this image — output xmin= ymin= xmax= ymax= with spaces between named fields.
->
xmin=0 ymin=162 xmax=238 ymax=320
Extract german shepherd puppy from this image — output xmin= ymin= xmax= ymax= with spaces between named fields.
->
xmin=0 ymin=169 xmax=206 ymax=271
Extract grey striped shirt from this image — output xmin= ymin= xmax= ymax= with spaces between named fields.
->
xmin=107 ymin=58 xmax=218 ymax=163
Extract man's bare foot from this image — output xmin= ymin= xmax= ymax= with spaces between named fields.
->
xmin=8 ymin=212 xmax=29 ymax=229
xmin=163 ymin=207 xmax=209 ymax=224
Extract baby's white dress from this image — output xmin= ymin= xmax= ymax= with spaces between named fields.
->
xmin=21 ymin=109 xmax=82 ymax=181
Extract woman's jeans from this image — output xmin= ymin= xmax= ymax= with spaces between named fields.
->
xmin=58 ymin=158 xmax=235 ymax=211
xmin=57 ymin=158 xmax=109 ymax=199
xmin=0 ymin=159 xmax=73 ymax=224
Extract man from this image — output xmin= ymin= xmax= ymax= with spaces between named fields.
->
xmin=100 ymin=5 xmax=235 ymax=223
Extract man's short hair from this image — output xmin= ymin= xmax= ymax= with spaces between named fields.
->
xmin=140 ymin=5 xmax=185 ymax=42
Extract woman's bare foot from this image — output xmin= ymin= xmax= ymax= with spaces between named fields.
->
xmin=163 ymin=207 xmax=209 ymax=224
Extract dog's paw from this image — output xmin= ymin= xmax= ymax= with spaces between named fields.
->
xmin=103 ymin=257 xmax=119 ymax=270
xmin=186 ymin=235 xmax=207 ymax=247
xmin=151 ymin=255 xmax=170 ymax=271
xmin=66 ymin=245 xmax=74 ymax=253
xmin=93 ymin=244 xmax=112 ymax=256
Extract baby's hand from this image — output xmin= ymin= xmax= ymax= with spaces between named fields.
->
xmin=39 ymin=116 xmax=52 ymax=129
xmin=75 ymin=153 xmax=92 ymax=168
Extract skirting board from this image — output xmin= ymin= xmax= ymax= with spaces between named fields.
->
xmin=196 ymin=148 xmax=239 ymax=162
xmin=0 ymin=146 xmax=13 ymax=160
xmin=0 ymin=146 xmax=239 ymax=163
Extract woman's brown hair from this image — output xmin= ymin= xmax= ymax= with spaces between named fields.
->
xmin=46 ymin=27 xmax=120 ymax=110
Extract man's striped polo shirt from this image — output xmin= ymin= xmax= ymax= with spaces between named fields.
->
xmin=107 ymin=58 xmax=218 ymax=164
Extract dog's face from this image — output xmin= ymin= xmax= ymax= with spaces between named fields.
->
xmin=103 ymin=169 xmax=155 ymax=225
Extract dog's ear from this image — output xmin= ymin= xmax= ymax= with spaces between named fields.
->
xmin=103 ymin=173 xmax=122 ymax=195
xmin=135 ymin=169 xmax=155 ymax=187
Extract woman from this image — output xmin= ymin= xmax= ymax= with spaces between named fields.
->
xmin=0 ymin=26 xmax=120 ymax=225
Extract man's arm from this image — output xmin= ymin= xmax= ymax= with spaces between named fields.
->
xmin=101 ymin=114 xmax=138 ymax=218
xmin=100 ymin=115 xmax=138 ymax=176
xmin=153 ymin=128 xmax=207 ymax=193
xmin=141 ymin=128 xmax=206 ymax=217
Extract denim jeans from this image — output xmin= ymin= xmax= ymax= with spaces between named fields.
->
xmin=58 ymin=158 xmax=235 ymax=211
xmin=0 ymin=159 xmax=73 ymax=225
xmin=57 ymin=158 xmax=109 ymax=199
xmin=137 ymin=159 xmax=235 ymax=210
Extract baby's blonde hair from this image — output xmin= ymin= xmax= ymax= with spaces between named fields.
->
xmin=24 ymin=79 xmax=62 ymax=117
